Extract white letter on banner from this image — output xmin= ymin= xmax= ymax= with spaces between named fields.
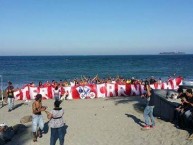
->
xmin=39 ymin=87 xmax=49 ymax=99
xmin=29 ymin=87 xmax=38 ymax=100
xmin=171 ymin=79 xmax=180 ymax=90
xmin=163 ymin=82 xmax=172 ymax=89
xmin=140 ymin=85 xmax=146 ymax=94
xmin=118 ymin=85 xmax=127 ymax=96
xmin=21 ymin=86 xmax=29 ymax=100
xmin=96 ymin=83 xmax=106 ymax=98
xmin=106 ymin=83 xmax=116 ymax=97
xmin=150 ymin=84 xmax=155 ymax=89
xmin=155 ymin=83 xmax=162 ymax=89
xmin=14 ymin=90 xmax=21 ymax=100
xmin=63 ymin=86 xmax=72 ymax=100
xmin=130 ymin=84 xmax=140 ymax=96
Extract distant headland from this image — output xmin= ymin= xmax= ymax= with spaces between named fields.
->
xmin=159 ymin=51 xmax=185 ymax=55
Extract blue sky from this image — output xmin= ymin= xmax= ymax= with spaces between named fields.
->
xmin=0 ymin=0 xmax=193 ymax=55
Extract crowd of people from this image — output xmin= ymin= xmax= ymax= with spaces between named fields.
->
xmin=2 ymin=75 xmax=192 ymax=144
xmin=1 ymin=80 xmax=68 ymax=145
xmin=26 ymin=75 xmax=161 ymax=88
xmin=174 ymin=88 xmax=193 ymax=139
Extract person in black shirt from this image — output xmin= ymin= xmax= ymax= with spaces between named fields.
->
xmin=141 ymin=81 xmax=155 ymax=130
xmin=173 ymin=88 xmax=187 ymax=128
xmin=6 ymin=81 xmax=14 ymax=112
xmin=183 ymin=89 xmax=193 ymax=129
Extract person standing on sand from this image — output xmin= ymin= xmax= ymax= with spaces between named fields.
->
xmin=32 ymin=94 xmax=47 ymax=142
xmin=6 ymin=81 xmax=14 ymax=112
xmin=53 ymin=84 xmax=61 ymax=101
xmin=46 ymin=100 xmax=65 ymax=145
xmin=141 ymin=81 xmax=155 ymax=130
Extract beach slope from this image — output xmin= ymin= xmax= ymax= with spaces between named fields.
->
xmin=0 ymin=96 xmax=192 ymax=145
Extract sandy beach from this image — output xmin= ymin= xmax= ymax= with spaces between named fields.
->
xmin=0 ymin=96 xmax=192 ymax=145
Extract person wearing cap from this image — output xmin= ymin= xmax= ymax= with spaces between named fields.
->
xmin=32 ymin=94 xmax=47 ymax=142
xmin=6 ymin=81 xmax=14 ymax=112
xmin=46 ymin=100 xmax=65 ymax=145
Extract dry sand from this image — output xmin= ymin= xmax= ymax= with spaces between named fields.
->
xmin=0 ymin=96 xmax=192 ymax=145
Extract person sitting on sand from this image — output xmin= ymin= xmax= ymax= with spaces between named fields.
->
xmin=182 ymin=89 xmax=193 ymax=129
xmin=141 ymin=80 xmax=155 ymax=130
xmin=0 ymin=123 xmax=26 ymax=144
xmin=32 ymin=94 xmax=47 ymax=142
xmin=173 ymin=88 xmax=188 ymax=128
xmin=53 ymin=84 xmax=61 ymax=101
xmin=0 ymin=123 xmax=14 ymax=143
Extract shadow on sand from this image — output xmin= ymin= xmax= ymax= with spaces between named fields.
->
xmin=13 ymin=103 xmax=24 ymax=110
xmin=125 ymin=113 xmax=145 ymax=127
xmin=1 ymin=102 xmax=24 ymax=110
xmin=109 ymin=96 xmax=146 ymax=114
xmin=110 ymin=96 xmax=147 ymax=127
xmin=132 ymin=102 xmax=146 ymax=114
xmin=106 ymin=96 xmax=142 ymax=105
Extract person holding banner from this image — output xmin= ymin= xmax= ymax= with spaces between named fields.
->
xmin=141 ymin=81 xmax=155 ymax=130
xmin=32 ymin=94 xmax=47 ymax=142
xmin=53 ymin=84 xmax=61 ymax=101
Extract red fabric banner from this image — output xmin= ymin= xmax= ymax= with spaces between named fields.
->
xmin=13 ymin=77 xmax=183 ymax=100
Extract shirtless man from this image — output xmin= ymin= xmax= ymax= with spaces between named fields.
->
xmin=32 ymin=94 xmax=47 ymax=142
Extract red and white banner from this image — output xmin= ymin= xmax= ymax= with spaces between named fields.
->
xmin=13 ymin=77 xmax=183 ymax=100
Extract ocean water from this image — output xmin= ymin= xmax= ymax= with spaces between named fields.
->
xmin=0 ymin=55 xmax=193 ymax=89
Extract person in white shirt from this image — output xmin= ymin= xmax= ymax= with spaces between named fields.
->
xmin=46 ymin=100 xmax=65 ymax=145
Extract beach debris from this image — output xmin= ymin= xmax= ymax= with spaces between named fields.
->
xmin=20 ymin=115 xmax=32 ymax=123
xmin=0 ymin=123 xmax=7 ymax=127
xmin=187 ymin=134 xmax=193 ymax=140
xmin=23 ymin=100 xmax=31 ymax=105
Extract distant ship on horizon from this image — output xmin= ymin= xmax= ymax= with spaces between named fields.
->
xmin=159 ymin=51 xmax=185 ymax=55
